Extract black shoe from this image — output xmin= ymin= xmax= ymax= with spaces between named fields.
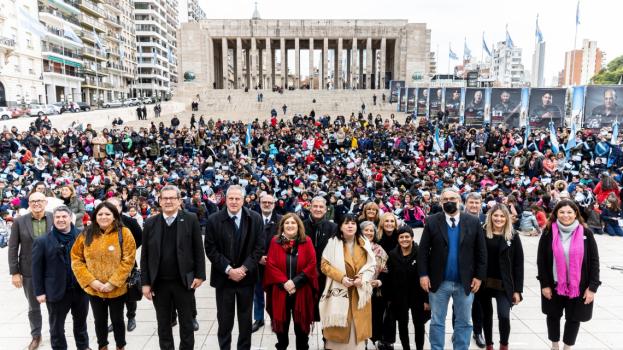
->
xmin=127 ymin=318 xmax=136 ymax=332
xmin=473 ymin=332 xmax=486 ymax=348
xmin=192 ymin=318 xmax=199 ymax=331
xmin=107 ymin=324 xmax=113 ymax=333
xmin=170 ymin=319 xmax=177 ymax=328
xmin=251 ymin=319 xmax=264 ymax=333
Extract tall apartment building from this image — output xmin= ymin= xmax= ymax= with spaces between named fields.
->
xmin=38 ymin=0 xmax=84 ymax=103
xmin=0 ymin=0 xmax=46 ymax=106
xmin=132 ymin=0 xmax=179 ymax=100
xmin=179 ymin=0 xmax=206 ymax=23
xmin=530 ymin=41 xmax=546 ymax=87
xmin=562 ymin=39 xmax=604 ymax=86
xmin=491 ymin=41 xmax=525 ymax=87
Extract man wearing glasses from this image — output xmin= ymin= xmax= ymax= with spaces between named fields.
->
xmin=8 ymin=191 xmax=53 ymax=350
xmin=418 ymin=188 xmax=487 ymax=350
xmin=252 ymin=193 xmax=282 ymax=333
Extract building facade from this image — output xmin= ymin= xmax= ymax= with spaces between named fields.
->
xmin=491 ymin=41 xmax=525 ymax=87
xmin=562 ymin=40 xmax=604 ymax=86
xmin=132 ymin=0 xmax=179 ymax=100
xmin=0 ymin=0 xmax=46 ymax=107
xmin=179 ymin=0 xmax=206 ymax=23
xmin=178 ymin=19 xmax=432 ymax=90
xmin=530 ymin=41 xmax=545 ymax=87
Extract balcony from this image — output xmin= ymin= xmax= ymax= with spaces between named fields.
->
xmin=42 ymin=43 xmax=82 ymax=60
xmin=78 ymin=0 xmax=104 ymax=18
xmin=80 ymin=30 xmax=96 ymax=43
xmin=43 ymin=66 xmax=84 ymax=80
xmin=39 ymin=6 xmax=81 ymax=26
xmin=47 ymin=0 xmax=81 ymax=15
xmin=104 ymin=15 xmax=122 ymax=28
xmin=82 ymin=46 xmax=107 ymax=60
xmin=0 ymin=36 xmax=16 ymax=49
xmin=80 ymin=14 xmax=106 ymax=32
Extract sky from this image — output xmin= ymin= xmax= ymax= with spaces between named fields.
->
xmin=197 ymin=0 xmax=620 ymax=84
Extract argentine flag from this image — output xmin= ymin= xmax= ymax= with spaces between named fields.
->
xmin=566 ymin=121 xmax=577 ymax=159
xmin=245 ymin=123 xmax=252 ymax=146
xmin=549 ymin=121 xmax=559 ymax=154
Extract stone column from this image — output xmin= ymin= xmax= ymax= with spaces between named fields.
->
xmin=294 ymin=37 xmax=300 ymax=89
xmin=394 ymin=37 xmax=401 ymax=81
xmin=236 ymin=37 xmax=243 ymax=89
xmin=351 ymin=38 xmax=358 ymax=89
xmin=322 ymin=37 xmax=328 ymax=89
xmin=280 ymin=38 xmax=286 ymax=88
xmin=250 ymin=37 xmax=257 ymax=89
xmin=265 ymin=38 xmax=272 ymax=89
xmin=309 ymin=38 xmax=314 ymax=89
xmin=380 ymin=37 xmax=386 ymax=89
xmin=366 ymin=37 xmax=372 ymax=89
xmin=336 ymin=38 xmax=343 ymax=89
xmin=206 ymin=36 xmax=213 ymax=88
xmin=221 ymin=38 xmax=228 ymax=89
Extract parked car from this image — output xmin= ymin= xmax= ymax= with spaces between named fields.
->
xmin=103 ymin=100 xmax=126 ymax=108
xmin=28 ymin=104 xmax=57 ymax=116
xmin=126 ymin=98 xmax=141 ymax=106
xmin=0 ymin=107 xmax=12 ymax=120
xmin=75 ymin=101 xmax=91 ymax=112
xmin=0 ymin=106 xmax=26 ymax=119
xmin=140 ymin=97 xmax=154 ymax=104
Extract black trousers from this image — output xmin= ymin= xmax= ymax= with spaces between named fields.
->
xmin=479 ymin=288 xmax=511 ymax=346
xmin=545 ymin=293 xmax=581 ymax=346
xmin=275 ymin=295 xmax=309 ymax=350
xmin=171 ymin=289 xmax=197 ymax=321
xmin=394 ymin=302 xmax=426 ymax=350
xmin=47 ymin=288 xmax=89 ymax=350
xmin=215 ymin=284 xmax=254 ymax=350
xmin=153 ymin=280 xmax=195 ymax=350
xmin=89 ymin=295 xmax=126 ymax=348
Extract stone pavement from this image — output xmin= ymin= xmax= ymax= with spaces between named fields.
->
xmin=1 ymin=230 xmax=622 ymax=350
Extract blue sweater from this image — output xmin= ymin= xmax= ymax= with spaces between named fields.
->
xmin=443 ymin=224 xmax=461 ymax=283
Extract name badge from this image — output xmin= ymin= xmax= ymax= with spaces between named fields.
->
xmin=108 ymin=245 xmax=115 ymax=252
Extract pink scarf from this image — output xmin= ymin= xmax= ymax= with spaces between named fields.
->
xmin=551 ymin=222 xmax=584 ymax=298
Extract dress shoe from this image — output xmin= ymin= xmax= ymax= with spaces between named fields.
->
xmin=99 ymin=347 xmax=108 ymax=350
xmin=107 ymin=324 xmax=113 ymax=333
xmin=500 ymin=345 xmax=509 ymax=350
xmin=170 ymin=319 xmax=177 ymax=327
xmin=193 ymin=318 xmax=199 ymax=331
xmin=486 ymin=345 xmax=494 ymax=350
xmin=251 ymin=319 xmax=264 ymax=333
xmin=473 ymin=333 xmax=486 ymax=348
xmin=127 ymin=318 xmax=136 ymax=332
xmin=28 ymin=336 xmax=41 ymax=350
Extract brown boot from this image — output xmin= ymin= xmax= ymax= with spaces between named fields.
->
xmin=99 ymin=346 xmax=108 ymax=350
xmin=28 ymin=336 xmax=41 ymax=350
xmin=500 ymin=345 xmax=509 ymax=350
xmin=486 ymin=345 xmax=494 ymax=350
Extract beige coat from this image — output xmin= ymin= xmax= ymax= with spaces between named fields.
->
xmin=321 ymin=237 xmax=373 ymax=344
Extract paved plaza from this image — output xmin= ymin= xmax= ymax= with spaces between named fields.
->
xmin=1 ymin=231 xmax=622 ymax=349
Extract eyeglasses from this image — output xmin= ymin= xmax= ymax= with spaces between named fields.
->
xmin=160 ymin=197 xmax=179 ymax=202
xmin=260 ymin=201 xmax=275 ymax=205
xmin=29 ymin=200 xmax=46 ymax=204
xmin=440 ymin=197 xmax=460 ymax=203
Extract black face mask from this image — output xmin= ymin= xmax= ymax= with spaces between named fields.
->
xmin=442 ymin=201 xmax=458 ymax=214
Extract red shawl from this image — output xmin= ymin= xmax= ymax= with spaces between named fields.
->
xmin=264 ymin=236 xmax=318 ymax=334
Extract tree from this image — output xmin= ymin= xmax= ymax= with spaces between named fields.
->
xmin=592 ymin=55 xmax=623 ymax=84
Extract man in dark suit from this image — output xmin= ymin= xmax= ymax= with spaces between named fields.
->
xmin=205 ymin=185 xmax=264 ymax=350
xmin=141 ymin=185 xmax=206 ymax=350
xmin=8 ymin=192 xmax=53 ymax=350
xmin=419 ymin=188 xmax=487 ymax=350
xmin=106 ymin=197 xmax=143 ymax=332
xmin=252 ymin=193 xmax=281 ymax=333
xmin=31 ymin=206 xmax=90 ymax=350
xmin=303 ymin=196 xmax=337 ymax=310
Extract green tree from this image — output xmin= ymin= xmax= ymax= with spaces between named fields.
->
xmin=592 ymin=55 xmax=623 ymax=84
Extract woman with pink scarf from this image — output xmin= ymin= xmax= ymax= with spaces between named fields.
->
xmin=537 ymin=200 xmax=601 ymax=350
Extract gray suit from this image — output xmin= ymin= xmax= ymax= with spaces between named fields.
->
xmin=8 ymin=212 xmax=53 ymax=337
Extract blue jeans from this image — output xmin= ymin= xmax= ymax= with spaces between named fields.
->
xmin=253 ymin=277 xmax=265 ymax=321
xmin=429 ymin=281 xmax=474 ymax=350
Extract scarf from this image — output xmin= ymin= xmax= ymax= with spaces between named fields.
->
xmin=551 ymin=221 xmax=584 ymax=298
xmin=51 ymin=225 xmax=79 ymax=287
xmin=319 ymin=236 xmax=376 ymax=329
xmin=263 ymin=237 xmax=318 ymax=334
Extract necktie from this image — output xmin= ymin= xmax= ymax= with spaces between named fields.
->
xmin=450 ymin=217 xmax=456 ymax=228
xmin=265 ymin=218 xmax=269 ymax=225
xmin=166 ymin=216 xmax=175 ymax=226
xmin=231 ymin=216 xmax=239 ymax=230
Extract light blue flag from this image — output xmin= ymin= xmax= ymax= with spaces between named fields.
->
xmin=18 ymin=5 xmax=47 ymax=37
xmin=482 ymin=33 xmax=492 ymax=57
xmin=167 ymin=46 xmax=173 ymax=63
xmin=63 ymin=24 xmax=83 ymax=46
xmin=536 ymin=15 xmax=544 ymax=43
xmin=245 ymin=123 xmax=252 ymax=146
xmin=505 ymin=26 xmax=514 ymax=49
xmin=449 ymin=45 xmax=458 ymax=60
xmin=566 ymin=121 xmax=577 ymax=159
xmin=433 ymin=127 xmax=442 ymax=153
xmin=463 ymin=39 xmax=472 ymax=61
xmin=549 ymin=121 xmax=559 ymax=154
xmin=576 ymin=1 xmax=580 ymax=25
xmin=611 ymin=121 xmax=619 ymax=145
xmin=93 ymin=28 xmax=105 ymax=51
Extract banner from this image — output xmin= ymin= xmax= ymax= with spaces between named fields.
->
xmin=464 ymin=88 xmax=486 ymax=128
xmin=428 ymin=88 xmax=443 ymax=118
xmin=520 ymin=87 xmax=530 ymax=127
xmin=490 ymin=88 xmax=522 ymax=128
xmin=583 ymin=85 xmax=623 ymax=129
xmin=389 ymin=80 xmax=404 ymax=103
xmin=571 ymin=86 xmax=585 ymax=126
xmin=416 ymin=88 xmax=429 ymax=117
xmin=406 ymin=88 xmax=416 ymax=113
xmin=397 ymin=87 xmax=407 ymax=112
xmin=444 ymin=87 xmax=462 ymax=124
xmin=528 ymin=88 xmax=566 ymax=129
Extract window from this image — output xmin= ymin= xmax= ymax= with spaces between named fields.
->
xmin=26 ymin=33 xmax=33 ymax=49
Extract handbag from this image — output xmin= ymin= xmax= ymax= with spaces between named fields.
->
xmin=118 ymin=229 xmax=143 ymax=302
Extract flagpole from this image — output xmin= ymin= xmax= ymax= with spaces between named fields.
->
xmin=570 ymin=2 xmax=579 ymax=86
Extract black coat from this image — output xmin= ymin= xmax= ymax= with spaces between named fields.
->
xmin=483 ymin=232 xmax=524 ymax=304
xmin=204 ymin=207 xmax=264 ymax=288
xmin=140 ymin=211 xmax=206 ymax=289
xmin=121 ymin=215 xmax=142 ymax=249
xmin=303 ymin=218 xmax=337 ymax=289
xmin=537 ymin=226 xmax=601 ymax=322
xmin=418 ymin=212 xmax=487 ymax=295
xmin=31 ymin=229 xmax=78 ymax=303
xmin=386 ymin=243 xmax=429 ymax=321
xmin=262 ymin=213 xmax=282 ymax=254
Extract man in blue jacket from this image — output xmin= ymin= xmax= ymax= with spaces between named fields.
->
xmin=31 ymin=206 xmax=90 ymax=350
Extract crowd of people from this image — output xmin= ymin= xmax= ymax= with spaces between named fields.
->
xmin=0 ymin=106 xmax=614 ymax=350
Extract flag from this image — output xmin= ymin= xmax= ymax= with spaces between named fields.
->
xmin=524 ymin=124 xmax=530 ymax=148
xmin=93 ymin=28 xmax=105 ymax=51
xmin=611 ymin=121 xmax=619 ymax=145
xmin=18 ymin=5 xmax=47 ymax=37
xmin=433 ymin=127 xmax=442 ymax=153
xmin=575 ymin=0 xmax=580 ymax=25
xmin=245 ymin=123 xmax=252 ymax=146
xmin=505 ymin=25 xmax=514 ymax=49
xmin=535 ymin=15 xmax=544 ymax=43
xmin=482 ymin=33 xmax=492 ymax=57
xmin=119 ymin=44 xmax=125 ymax=58
xmin=463 ymin=39 xmax=471 ymax=61
xmin=549 ymin=121 xmax=559 ymax=154
xmin=566 ymin=120 xmax=577 ymax=159
xmin=449 ymin=45 xmax=458 ymax=60
xmin=618 ymin=75 xmax=622 ymax=85
xmin=167 ymin=46 xmax=173 ymax=63
xmin=63 ymin=24 xmax=83 ymax=46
